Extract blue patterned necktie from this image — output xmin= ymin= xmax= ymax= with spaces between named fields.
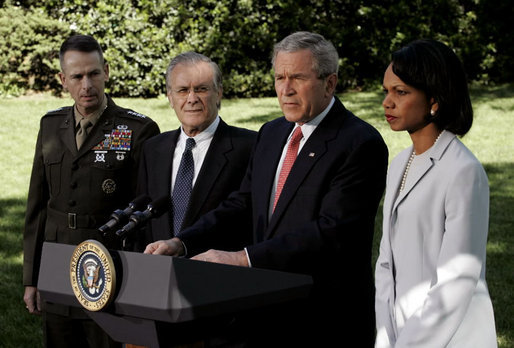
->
xmin=172 ymin=137 xmax=195 ymax=235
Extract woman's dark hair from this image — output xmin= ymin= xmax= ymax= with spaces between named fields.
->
xmin=391 ymin=39 xmax=473 ymax=136
xmin=59 ymin=35 xmax=105 ymax=68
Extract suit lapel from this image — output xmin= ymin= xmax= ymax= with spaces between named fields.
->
xmin=154 ymin=130 xmax=179 ymax=197
xmin=255 ymin=119 xmax=294 ymax=235
xmin=384 ymin=149 xmax=409 ymax=219
xmin=391 ymin=150 xmax=432 ymax=213
xmin=185 ymin=120 xmax=231 ymax=225
xmin=266 ymin=99 xmax=344 ymax=238
xmin=60 ymin=110 xmax=77 ymax=156
xmin=148 ymin=130 xmax=178 ymax=240
xmin=391 ymin=131 xmax=455 ymax=213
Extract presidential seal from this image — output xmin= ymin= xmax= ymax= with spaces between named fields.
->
xmin=70 ymin=240 xmax=116 ymax=311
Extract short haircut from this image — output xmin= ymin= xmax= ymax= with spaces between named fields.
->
xmin=59 ymin=35 xmax=104 ymax=70
xmin=391 ymin=39 xmax=473 ymax=136
xmin=165 ymin=51 xmax=222 ymax=93
xmin=272 ymin=31 xmax=339 ymax=78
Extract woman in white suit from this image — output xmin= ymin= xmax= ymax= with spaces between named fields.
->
xmin=375 ymin=39 xmax=497 ymax=347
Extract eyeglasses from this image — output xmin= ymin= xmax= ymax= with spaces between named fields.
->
xmin=172 ymin=86 xmax=212 ymax=98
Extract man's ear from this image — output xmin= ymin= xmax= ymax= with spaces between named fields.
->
xmin=167 ymin=90 xmax=174 ymax=109
xmin=216 ymin=87 xmax=223 ymax=109
xmin=58 ymin=72 xmax=67 ymax=90
xmin=325 ymin=73 xmax=338 ymax=97
xmin=104 ymin=63 xmax=110 ymax=81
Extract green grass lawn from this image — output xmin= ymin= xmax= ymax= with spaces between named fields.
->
xmin=1 ymin=84 xmax=512 ymax=347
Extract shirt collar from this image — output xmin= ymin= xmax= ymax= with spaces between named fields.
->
xmin=179 ymin=115 xmax=220 ymax=144
xmin=292 ymin=96 xmax=334 ymax=139
xmin=74 ymin=94 xmax=108 ymax=127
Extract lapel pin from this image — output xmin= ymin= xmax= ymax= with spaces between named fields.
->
xmin=309 ymin=152 xmax=315 ymax=157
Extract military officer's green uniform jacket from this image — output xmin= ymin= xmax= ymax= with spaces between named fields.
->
xmin=23 ymin=96 xmax=160 ymax=295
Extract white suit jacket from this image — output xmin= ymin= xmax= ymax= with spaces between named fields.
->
xmin=375 ymin=131 xmax=497 ymax=348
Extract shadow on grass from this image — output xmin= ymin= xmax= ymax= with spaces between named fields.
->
xmin=0 ymin=198 xmax=43 ymax=348
xmin=483 ymin=162 xmax=514 ymax=346
xmin=339 ymin=91 xmax=384 ymax=122
xmin=470 ymin=83 xmax=514 ymax=103
xmin=240 ymin=110 xmax=280 ymax=124
xmin=0 ymin=198 xmax=26 ymax=257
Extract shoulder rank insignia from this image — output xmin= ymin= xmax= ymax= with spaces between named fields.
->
xmin=93 ymin=128 xmax=132 ymax=151
xmin=127 ymin=110 xmax=146 ymax=119
xmin=46 ymin=107 xmax=65 ymax=113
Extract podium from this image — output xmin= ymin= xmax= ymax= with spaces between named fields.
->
xmin=37 ymin=242 xmax=313 ymax=347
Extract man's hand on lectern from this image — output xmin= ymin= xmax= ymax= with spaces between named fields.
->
xmin=144 ymin=237 xmax=184 ymax=256
xmin=192 ymin=249 xmax=249 ymax=267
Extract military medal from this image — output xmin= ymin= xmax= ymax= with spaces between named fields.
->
xmin=110 ymin=129 xmax=132 ymax=151
xmin=93 ymin=125 xmax=132 ymax=152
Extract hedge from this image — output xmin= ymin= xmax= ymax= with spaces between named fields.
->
xmin=1 ymin=0 xmax=513 ymax=97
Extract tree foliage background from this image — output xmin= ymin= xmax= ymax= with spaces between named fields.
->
xmin=1 ymin=0 xmax=513 ymax=97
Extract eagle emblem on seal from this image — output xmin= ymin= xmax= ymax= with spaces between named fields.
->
xmin=82 ymin=258 xmax=103 ymax=295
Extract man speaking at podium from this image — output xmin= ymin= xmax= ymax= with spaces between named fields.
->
xmin=145 ymin=31 xmax=388 ymax=346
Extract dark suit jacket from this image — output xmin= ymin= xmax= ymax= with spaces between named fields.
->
xmin=180 ymin=98 xmax=388 ymax=346
xmin=136 ymin=118 xmax=256 ymax=249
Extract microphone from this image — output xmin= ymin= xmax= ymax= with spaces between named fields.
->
xmin=115 ymin=195 xmax=170 ymax=238
xmin=99 ymin=195 xmax=151 ymax=234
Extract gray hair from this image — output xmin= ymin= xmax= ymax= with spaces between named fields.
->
xmin=165 ymin=51 xmax=223 ymax=92
xmin=272 ymin=31 xmax=339 ymax=78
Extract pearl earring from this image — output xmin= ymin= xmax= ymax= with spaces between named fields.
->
xmin=430 ymin=109 xmax=435 ymax=116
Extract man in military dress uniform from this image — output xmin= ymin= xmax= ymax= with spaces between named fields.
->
xmin=22 ymin=35 xmax=160 ymax=348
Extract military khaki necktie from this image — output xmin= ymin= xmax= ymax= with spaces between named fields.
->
xmin=76 ymin=118 xmax=92 ymax=150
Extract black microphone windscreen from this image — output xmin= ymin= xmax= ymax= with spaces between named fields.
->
xmin=130 ymin=194 xmax=151 ymax=209
xmin=149 ymin=195 xmax=170 ymax=217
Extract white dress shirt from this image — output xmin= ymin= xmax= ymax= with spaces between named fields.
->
xmin=170 ymin=116 xmax=220 ymax=194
